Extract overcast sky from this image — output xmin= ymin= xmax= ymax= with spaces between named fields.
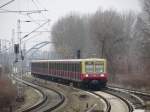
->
xmin=0 ymin=0 xmax=141 ymax=50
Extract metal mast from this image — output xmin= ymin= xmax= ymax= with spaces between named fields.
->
xmin=16 ymin=19 xmax=24 ymax=101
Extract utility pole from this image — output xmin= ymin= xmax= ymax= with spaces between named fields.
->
xmin=15 ymin=19 xmax=24 ymax=102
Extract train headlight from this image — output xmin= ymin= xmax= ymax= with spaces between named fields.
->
xmin=85 ymin=74 xmax=89 ymax=77
xmin=100 ymin=74 xmax=105 ymax=77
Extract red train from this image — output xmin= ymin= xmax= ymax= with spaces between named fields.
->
xmin=31 ymin=58 xmax=108 ymax=88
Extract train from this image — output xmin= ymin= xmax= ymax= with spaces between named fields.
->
xmin=31 ymin=58 xmax=108 ymax=88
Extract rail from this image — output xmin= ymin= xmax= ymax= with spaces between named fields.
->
xmin=14 ymin=77 xmax=65 ymax=112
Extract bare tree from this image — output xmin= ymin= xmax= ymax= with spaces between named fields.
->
xmin=131 ymin=0 xmax=150 ymax=79
xmin=89 ymin=9 xmax=135 ymax=81
xmin=51 ymin=9 xmax=141 ymax=86
xmin=51 ymin=13 xmax=87 ymax=58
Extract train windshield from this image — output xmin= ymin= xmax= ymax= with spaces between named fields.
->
xmin=85 ymin=61 xmax=94 ymax=73
xmin=95 ymin=61 xmax=104 ymax=73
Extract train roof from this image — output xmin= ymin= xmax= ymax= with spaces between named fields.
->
xmin=31 ymin=58 xmax=106 ymax=63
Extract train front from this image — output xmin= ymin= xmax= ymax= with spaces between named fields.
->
xmin=81 ymin=59 xmax=108 ymax=88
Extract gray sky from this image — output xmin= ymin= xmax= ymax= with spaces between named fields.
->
xmin=0 ymin=0 xmax=141 ymax=50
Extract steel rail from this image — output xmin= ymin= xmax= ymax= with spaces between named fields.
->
xmin=14 ymin=77 xmax=47 ymax=112
xmin=108 ymin=85 xmax=150 ymax=97
xmin=33 ymin=82 xmax=65 ymax=112
xmin=30 ymin=77 xmax=111 ymax=112
xmin=89 ymin=91 xmax=111 ymax=112
xmin=15 ymin=77 xmax=65 ymax=112
xmin=103 ymin=87 xmax=139 ymax=112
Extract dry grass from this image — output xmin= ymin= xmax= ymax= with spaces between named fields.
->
xmin=0 ymin=75 xmax=17 ymax=111
xmin=109 ymin=73 xmax=150 ymax=91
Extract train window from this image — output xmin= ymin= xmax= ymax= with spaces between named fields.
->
xmin=61 ymin=63 xmax=63 ymax=70
xmin=64 ymin=63 xmax=66 ymax=71
xmin=95 ymin=64 xmax=104 ymax=73
xmin=43 ymin=63 xmax=45 ymax=69
xmin=53 ymin=63 xmax=54 ymax=69
xmin=76 ymin=63 xmax=79 ymax=72
xmin=58 ymin=62 xmax=59 ymax=70
xmin=67 ymin=63 xmax=69 ymax=71
xmin=38 ymin=63 xmax=40 ymax=68
xmin=45 ymin=62 xmax=48 ymax=68
xmin=42 ymin=63 xmax=44 ymax=69
xmin=53 ymin=62 xmax=55 ymax=69
xmin=60 ymin=62 xmax=61 ymax=70
xmin=61 ymin=63 xmax=62 ymax=70
xmin=49 ymin=62 xmax=51 ymax=69
xmin=59 ymin=62 xmax=61 ymax=70
xmin=44 ymin=62 xmax=46 ymax=68
xmin=70 ymin=63 xmax=73 ymax=72
xmin=85 ymin=62 xmax=94 ymax=73
xmin=72 ymin=63 xmax=75 ymax=72
xmin=67 ymin=63 xmax=68 ymax=71
xmin=76 ymin=63 xmax=78 ymax=72
xmin=42 ymin=63 xmax=43 ymax=69
xmin=68 ymin=63 xmax=70 ymax=71
xmin=95 ymin=61 xmax=104 ymax=73
xmin=62 ymin=63 xmax=63 ymax=71
xmin=54 ymin=63 xmax=56 ymax=69
xmin=69 ymin=63 xmax=72 ymax=71
xmin=50 ymin=62 xmax=51 ymax=69
xmin=51 ymin=63 xmax=53 ymax=69
xmin=52 ymin=62 xmax=54 ymax=69
xmin=55 ymin=63 xmax=56 ymax=69
xmin=56 ymin=63 xmax=58 ymax=70
xmin=77 ymin=63 xmax=79 ymax=72
xmin=60 ymin=63 xmax=62 ymax=70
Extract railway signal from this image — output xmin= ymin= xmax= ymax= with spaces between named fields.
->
xmin=77 ymin=50 xmax=81 ymax=59
xmin=14 ymin=44 xmax=19 ymax=54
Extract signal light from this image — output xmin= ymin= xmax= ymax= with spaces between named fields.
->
xmin=14 ymin=44 xmax=19 ymax=54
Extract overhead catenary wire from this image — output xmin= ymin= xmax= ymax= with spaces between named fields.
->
xmin=25 ymin=0 xmax=49 ymax=31
xmin=0 ymin=9 xmax=47 ymax=13
xmin=26 ymin=14 xmax=49 ymax=31
xmin=0 ymin=0 xmax=15 ymax=9
xmin=33 ymin=0 xmax=47 ymax=19
xmin=30 ymin=0 xmax=47 ymax=20
xmin=22 ymin=20 xmax=50 ymax=40
xmin=22 ymin=32 xmax=42 ymax=44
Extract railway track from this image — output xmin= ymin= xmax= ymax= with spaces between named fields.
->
xmin=14 ymin=77 xmax=65 ymax=112
xmin=21 ymin=84 xmax=47 ymax=112
xmin=25 ymin=75 xmax=111 ymax=112
xmin=93 ymin=90 xmax=131 ymax=112
xmin=29 ymin=75 xmax=135 ymax=112
xmin=107 ymin=86 xmax=150 ymax=111
xmin=28 ymin=80 xmax=65 ymax=112
xmin=108 ymin=85 xmax=150 ymax=104
xmin=88 ymin=91 xmax=111 ymax=112
xmin=91 ymin=86 xmax=146 ymax=112
xmin=23 ymin=74 xmax=148 ymax=112
xmin=105 ymin=86 xmax=147 ymax=112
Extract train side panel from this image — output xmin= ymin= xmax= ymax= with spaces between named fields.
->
xmin=47 ymin=61 xmax=82 ymax=82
